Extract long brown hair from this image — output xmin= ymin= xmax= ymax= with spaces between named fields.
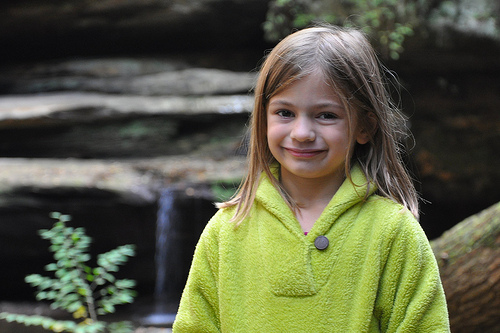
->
xmin=218 ymin=24 xmax=419 ymax=223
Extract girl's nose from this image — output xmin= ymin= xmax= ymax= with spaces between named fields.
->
xmin=290 ymin=117 xmax=315 ymax=142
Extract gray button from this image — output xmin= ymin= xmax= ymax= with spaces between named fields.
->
xmin=314 ymin=235 xmax=329 ymax=250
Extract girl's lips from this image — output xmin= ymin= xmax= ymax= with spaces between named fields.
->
xmin=284 ymin=148 xmax=326 ymax=158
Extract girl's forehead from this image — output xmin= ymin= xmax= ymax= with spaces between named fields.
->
xmin=279 ymin=71 xmax=340 ymax=96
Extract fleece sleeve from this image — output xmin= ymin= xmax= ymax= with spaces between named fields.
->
xmin=172 ymin=216 xmax=221 ymax=333
xmin=375 ymin=211 xmax=450 ymax=333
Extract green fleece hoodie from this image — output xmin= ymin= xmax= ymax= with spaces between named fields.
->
xmin=173 ymin=165 xmax=450 ymax=332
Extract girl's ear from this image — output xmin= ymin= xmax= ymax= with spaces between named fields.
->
xmin=356 ymin=112 xmax=377 ymax=145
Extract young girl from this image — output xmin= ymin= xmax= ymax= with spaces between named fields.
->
xmin=173 ymin=25 xmax=450 ymax=332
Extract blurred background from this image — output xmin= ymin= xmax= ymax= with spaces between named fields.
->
xmin=0 ymin=0 xmax=498 ymax=332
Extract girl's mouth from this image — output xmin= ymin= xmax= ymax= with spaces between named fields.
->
xmin=284 ymin=148 xmax=325 ymax=158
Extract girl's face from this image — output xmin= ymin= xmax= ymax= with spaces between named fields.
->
xmin=267 ymin=72 xmax=368 ymax=186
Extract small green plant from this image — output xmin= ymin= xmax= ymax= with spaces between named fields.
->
xmin=0 ymin=212 xmax=137 ymax=333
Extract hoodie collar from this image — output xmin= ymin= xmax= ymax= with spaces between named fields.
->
xmin=255 ymin=163 xmax=377 ymax=236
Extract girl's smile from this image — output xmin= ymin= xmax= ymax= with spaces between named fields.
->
xmin=283 ymin=147 xmax=327 ymax=158
xmin=267 ymin=71 xmax=366 ymax=188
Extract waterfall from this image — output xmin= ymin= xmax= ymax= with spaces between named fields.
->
xmin=155 ymin=188 xmax=173 ymax=311
xmin=142 ymin=188 xmax=177 ymax=326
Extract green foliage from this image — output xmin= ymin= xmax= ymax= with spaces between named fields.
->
xmin=263 ymin=0 xmax=418 ymax=59
xmin=345 ymin=0 xmax=415 ymax=60
xmin=263 ymin=0 xmax=313 ymax=42
xmin=0 ymin=212 xmax=137 ymax=333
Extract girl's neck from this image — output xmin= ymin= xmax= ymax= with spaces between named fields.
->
xmin=280 ymin=169 xmax=345 ymax=205
xmin=280 ymin=168 xmax=345 ymax=232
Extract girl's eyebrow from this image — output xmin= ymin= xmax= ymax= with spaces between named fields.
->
xmin=269 ymin=99 xmax=344 ymax=109
xmin=268 ymin=99 xmax=293 ymax=106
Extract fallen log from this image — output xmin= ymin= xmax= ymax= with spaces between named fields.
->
xmin=431 ymin=202 xmax=500 ymax=333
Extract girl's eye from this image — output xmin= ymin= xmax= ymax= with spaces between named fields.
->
xmin=277 ymin=110 xmax=294 ymax=118
xmin=318 ymin=112 xmax=338 ymax=120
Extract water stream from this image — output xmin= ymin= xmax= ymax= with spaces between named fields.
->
xmin=141 ymin=188 xmax=177 ymax=326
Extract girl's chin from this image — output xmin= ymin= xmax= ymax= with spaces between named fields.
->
xmin=280 ymin=165 xmax=344 ymax=182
